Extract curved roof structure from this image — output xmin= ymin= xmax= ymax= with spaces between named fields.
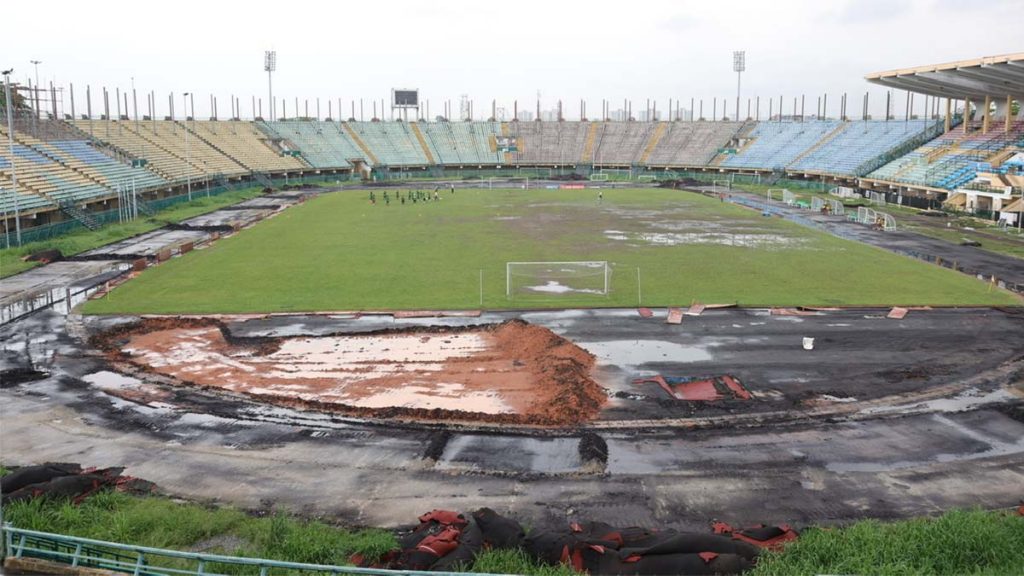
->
xmin=865 ymin=52 xmax=1024 ymax=99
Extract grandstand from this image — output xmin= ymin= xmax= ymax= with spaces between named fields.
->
xmin=189 ymin=121 xmax=308 ymax=173
xmin=721 ymin=120 xmax=843 ymax=171
xmin=645 ymin=121 xmax=745 ymax=167
xmin=789 ymin=120 xmax=940 ymax=177
xmin=1 ymin=53 xmax=1021 ymax=239
xmin=260 ymin=121 xmax=367 ymax=168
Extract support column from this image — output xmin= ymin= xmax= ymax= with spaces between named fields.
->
xmin=964 ymin=97 xmax=971 ymax=134
xmin=1003 ymin=94 xmax=1011 ymax=132
xmin=982 ymin=95 xmax=991 ymax=134
xmin=944 ymin=98 xmax=951 ymax=133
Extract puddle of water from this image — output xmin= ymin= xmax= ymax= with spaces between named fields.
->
xmin=859 ymin=387 xmax=1015 ymax=416
xmin=438 ymin=435 xmax=582 ymax=474
xmin=82 ymin=370 xmax=144 ymax=391
xmin=604 ymin=230 xmax=805 ymax=249
xmin=580 ymin=340 xmax=713 ymax=368
xmin=526 ymin=281 xmax=603 ymax=295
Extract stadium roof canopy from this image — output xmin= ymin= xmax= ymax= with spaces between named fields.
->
xmin=865 ymin=52 xmax=1024 ymax=99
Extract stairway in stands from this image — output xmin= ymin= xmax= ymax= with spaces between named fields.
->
xmin=637 ymin=122 xmax=668 ymax=165
xmin=177 ymin=122 xmax=250 ymax=172
xmin=342 ymin=124 xmax=380 ymax=165
xmin=58 ymin=200 xmax=101 ymax=230
xmin=785 ymin=122 xmax=849 ymax=168
xmin=580 ymin=122 xmax=600 ymax=163
xmin=409 ymin=123 xmax=436 ymax=164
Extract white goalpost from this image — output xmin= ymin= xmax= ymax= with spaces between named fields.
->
xmin=828 ymin=199 xmax=845 ymax=216
xmin=506 ymin=261 xmax=610 ymax=298
xmin=589 ymin=173 xmax=610 ymax=182
xmin=811 ymin=196 xmax=826 ymax=211
xmin=868 ymin=191 xmax=887 ymax=206
xmin=771 ymin=188 xmax=794 ymax=205
xmin=713 ymin=179 xmax=732 ymax=193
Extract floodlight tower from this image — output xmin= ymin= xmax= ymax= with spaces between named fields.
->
xmin=733 ymin=51 xmax=745 ymax=121
xmin=264 ymin=51 xmax=276 ymax=121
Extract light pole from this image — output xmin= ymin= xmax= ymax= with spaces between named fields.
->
xmin=264 ymin=51 xmax=276 ymax=121
xmin=183 ymin=92 xmax=192 ymax=201
xmin=733 ymin=51 xmax=745 ymax=121
xmin=3 ymin=69 xmax=22 ymax=246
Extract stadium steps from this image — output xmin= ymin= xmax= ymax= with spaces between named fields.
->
xmin=986 ymin=147 xmax=1018 ymax=167
xmin=176 ymin=122 xmax=250 ymax=172
xmin=581 ymin=122 xmax=599 ymax=163
xmin=58 ymin=200 xmax=101 ymax=230
xmin=638 ymin=122 xmax=668 ymax=165
xmin=786 ymin=122 xmax=849 ymax=169
xmin=341 ymin=123 xmax=379 ymax=165
xmin=409 ymin=122 xmax=436 ymax=164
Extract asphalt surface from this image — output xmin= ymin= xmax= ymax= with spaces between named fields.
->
xmin=2 ymin=307 xmax=1022 ymax=530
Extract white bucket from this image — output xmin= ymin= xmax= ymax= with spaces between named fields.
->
xmin=802 ymin=337 xmax=815 ymax=350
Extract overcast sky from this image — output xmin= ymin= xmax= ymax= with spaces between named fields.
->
xmin=4 ymin=0 xmax=1022 ymax=120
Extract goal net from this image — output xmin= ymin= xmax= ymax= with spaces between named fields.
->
xmin=506 ymin=261 xmax=610 ymax=299
xmin=868 ymin=191 xmax=887 ymax=206
xmin=589 ymin=173 xmax=610 ymax=182
xmin=811 ymin=196 xmax=826 ymax=211
xmin=713 ymin=179 xmax=732 ymax=193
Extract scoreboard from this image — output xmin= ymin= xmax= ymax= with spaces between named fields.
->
xmin=392 ymin=89 xmax=419 ymax=108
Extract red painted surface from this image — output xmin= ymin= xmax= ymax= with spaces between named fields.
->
xmin=665 ymin=308 xmax=683 ymax=324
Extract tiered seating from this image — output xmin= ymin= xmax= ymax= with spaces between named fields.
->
xmin=510 ymin=121 xmax=588 ymax=165
xmin=590 ymin=122 xmax=658 ymax=165
xmin=722 ymin=120 xmax=841 ymax=170
xmin=645 ymin=122 xmax=745 ymax=166
xmin=260 ymin=121 xmax=364 ymax=168
xmin=421 ymin=122 xmax=502 ymax=165
xmin=0 ymin=127 xmax=111 ymax=205
xmin=868 ymin=121 xmax=1024 ymax=189
xmin=347 ymin=122 xmax=429 ymax=166
xmin=33 ymin=139 xmax=166 ymax=190
xmin=190 ymin=121 xmax=308 ymax=172
xmin=790 ymin=120 xmax=936 ymax=176
xmin=70 ymin=120 xmax=242 ymax=182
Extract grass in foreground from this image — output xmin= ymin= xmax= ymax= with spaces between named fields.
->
xmin=0 ymin=188 xmax=265 ymax=279
xmin=750 ymin=508 xmax=1024 ymax=576
xmin=82 ymin=187 xmax=1019 ymax=314
xmin=4 ymin=490 xmax=1021 ymax=575
xmin=2 ymin=491 xmax=567 ymax=575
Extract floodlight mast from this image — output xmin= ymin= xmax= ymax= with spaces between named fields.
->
xmin=733 ymin=51 xmax=745 ymax=121
xmin=264 ymin=51 xmax=276 ymax=121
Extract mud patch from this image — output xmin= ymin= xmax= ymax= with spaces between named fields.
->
xmin=92 ymin=318 xmax=605 ymax=426
xmin=0 ymin=368 xmax=50 ymax=388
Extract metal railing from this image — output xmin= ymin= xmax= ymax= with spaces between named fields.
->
xmin=2 ymin=524 xmax=504 ymax=576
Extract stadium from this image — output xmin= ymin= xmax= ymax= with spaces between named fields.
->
xmin=1 ymin=11 xmax=1024 ymax=574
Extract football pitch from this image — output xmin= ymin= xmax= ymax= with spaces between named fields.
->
xmin=81 ymin=187 xmax=1019 ymax=314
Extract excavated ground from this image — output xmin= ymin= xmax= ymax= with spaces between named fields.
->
xmin=91 ymin=317 xmax=605 ymax=426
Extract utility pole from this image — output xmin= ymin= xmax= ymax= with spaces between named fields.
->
xmin=3 ymin=69 xmax=22 ymax=246
xmin=183 ymin=92 xmax=192 ymax=201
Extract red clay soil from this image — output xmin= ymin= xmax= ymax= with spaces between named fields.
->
xmin=91 ymin=318 xmax=606 ymax=427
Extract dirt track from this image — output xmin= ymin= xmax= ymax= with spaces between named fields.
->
xmin=92 ymin=317 xmax=604 ymax=426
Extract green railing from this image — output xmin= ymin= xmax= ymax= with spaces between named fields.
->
xmin=2 ymin=524 xmax=503 ymax=576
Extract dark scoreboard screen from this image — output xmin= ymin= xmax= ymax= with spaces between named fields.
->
xmin=393 ymin=90 xmax=418 ymax=107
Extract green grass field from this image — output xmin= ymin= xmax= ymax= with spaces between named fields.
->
xmin=81 ymin=188 xmax=1019 ymax=314
xmin=3 ymin=489 xmax=1021 ymax=575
